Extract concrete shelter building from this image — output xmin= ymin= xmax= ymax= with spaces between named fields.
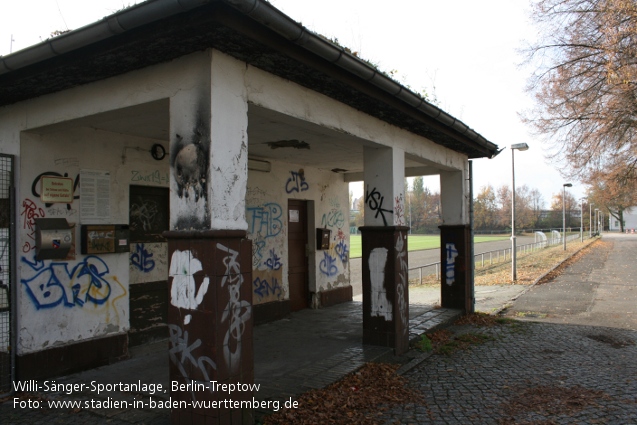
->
xmin=0 ymin=0 xmax=499 ymax=422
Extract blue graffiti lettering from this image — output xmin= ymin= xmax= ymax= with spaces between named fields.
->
xmin=285 ymin=171 xmax=309 ymax=193
xmin=21 ymin=255 xmax=113 ymax=309
xmin=335 ymin=240 xmax=349 ymax=263
xmin=252 ymin=277 xmax=282 ymax=300
xmin=130 ymin=243 xmax=156 ymax=273
xmin=319 ymin=251 xmax=339 ymax=277
xmin=264 ymin=249 xmax=282 ymax=270
xmin=246 ymin=203 xmax=283 ymax=239
xmin=445 ymin=243 xmax=459 ymax=286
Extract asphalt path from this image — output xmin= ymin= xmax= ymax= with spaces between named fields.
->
xmin=504 ymin=232 xmax=637 ymax=330
xmin=349 ymin=235 xmax=537 ymax=296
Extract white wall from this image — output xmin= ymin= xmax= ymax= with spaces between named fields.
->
xmin=246 ymin=161 xmax=350 ymax=306
xmin=18 ymin=127 xmax=169 ymax=354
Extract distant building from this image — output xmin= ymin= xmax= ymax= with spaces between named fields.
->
xmin=608 ymin=207 xmax=637 ymax=231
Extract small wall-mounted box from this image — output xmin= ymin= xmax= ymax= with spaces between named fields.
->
xmin=316 ymin=228 xmax=331 ymax=250
xmin=35 ymin=218 xmax=73 ymax=260
xmin=81 ymin=225 xmax=130 ymax=255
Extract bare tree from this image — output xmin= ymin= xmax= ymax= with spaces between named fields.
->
xmin=523 ymin=0 xmax=637 ymax=183
xmin=587 ymin=168 xmax=637 ymax=231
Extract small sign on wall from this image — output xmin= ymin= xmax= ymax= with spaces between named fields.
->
xmin=289 ymin=209 xmax=299 ymax=223
xmin=81 ymin=224 xmax=130 ymax=254
xmin=40 ymin=175 xmax=74 ymax=203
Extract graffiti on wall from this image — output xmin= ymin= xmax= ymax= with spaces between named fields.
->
xmin=395 ymin=232 xmax=408 ymax=336
xmin=218 ymin=243 xmax=251 ymax=371
xmin=168 ymin=324 xmax=216 ymax=399
xmin=264 ymin=249 xmax=282 ymax=270
xmin=319 ymin=251 xmax=339 ymax=277
xmin=130 ymin=243 xmax=155 ymax=272
xmin=169 ymin=249 xmax=210 ymax=325
xmin=321 ymin=209 xmax=345 ymax=228
xmin=21 ymin=198 xmax=45 ymax=253
xmin=369 ymin=247 xmax=392 ymax=320
xmin=445 ymin=243 xmax=459 ymax=286
xmin=285 ymin=170 xmax=309 ymax=194
xmin=247 ymin=203 xmax=283 ymax=239
xmin=20 ymin=254 xmax=125 ymax=313
xmin=130 ymin=170 xmax=169 ymax=185
xmin=335 ymin=240 xmax=349 ymax=264
xmin=130 ymin=199 xmax=162 ymax=235
xmin=365 ymin=186 xmax=393 ymax=226
xmin=394 ymin=194 xmax=405 ymax=226
xmin=247 ymin=202 xmax=283 ymax=274
xmin=252 ymin=276 xmax=282 ymax=301
xmin=129 ymin=242 xmax=168 ymax=285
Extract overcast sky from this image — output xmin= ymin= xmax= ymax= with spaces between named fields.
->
xmin=0 ymin=0 xmax=587 ymax=206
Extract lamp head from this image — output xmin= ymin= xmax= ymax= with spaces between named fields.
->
xmin=563 ymin=183 xmax=573 ymax=188
xmin=511 ymin=143 xmax=529 ymax=151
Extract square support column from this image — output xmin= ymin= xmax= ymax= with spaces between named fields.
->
xmin=360 ymin=226 xmax=410 ymax=355
xmin=439 ymin=225 xmax=473 ymax=313
xmin=164 ymin=230 xmax=253 ymax=425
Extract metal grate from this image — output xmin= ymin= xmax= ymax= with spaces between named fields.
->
xmin=0 ymin=154 xmax=14 ymax=397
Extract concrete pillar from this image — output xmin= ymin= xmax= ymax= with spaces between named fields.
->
xmin=360 ymin=147 xmax=409 ymax=354
xmin=439 ymin=164 xmax=474 ymax=313
xmin=166 ymin=52 xmax=253 ymax=424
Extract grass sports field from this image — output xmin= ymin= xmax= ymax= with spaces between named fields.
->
xmin=348 ymin=234 xmax=509 ymax=258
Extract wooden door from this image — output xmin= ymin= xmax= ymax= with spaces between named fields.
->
xmin=288 ymin=200 xmax=309 ymax=311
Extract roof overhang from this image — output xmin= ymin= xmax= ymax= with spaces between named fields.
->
xmin=0 ymin=0 xmax=500 ymax=159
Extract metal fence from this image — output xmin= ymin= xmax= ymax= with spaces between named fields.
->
xmin=0 ymin=154 xmax=14 ymax=397
xmin=408 ymin=233 xmax=584 ymax=284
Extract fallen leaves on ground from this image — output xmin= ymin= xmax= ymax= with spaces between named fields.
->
xmin=262 ymin=363 xmax=424 ymax=425
xmin=501 ymin=384 xmax=611 ymax=418
xmin=454 ymin=312 xmax=503 ymax=327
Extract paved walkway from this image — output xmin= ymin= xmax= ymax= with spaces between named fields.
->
xmin=379 ymin=233 xmax=637 ymax=423
xmin=0 ymin=301 xmax=461 ymax=424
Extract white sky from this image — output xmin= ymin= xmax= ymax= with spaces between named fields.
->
xmin=0 ymin=0 xmax=587 ymax=207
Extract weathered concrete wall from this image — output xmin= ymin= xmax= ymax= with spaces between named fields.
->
xmin=18 ymin=127 xmax=168 ymax=354
xmin=246 ymin=161 xmax=350 ymax=307
xmin=244 ymin=65 xmax=467 ymax=173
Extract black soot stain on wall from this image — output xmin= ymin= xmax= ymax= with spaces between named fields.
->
xmin=171 ymin=117 xmax=210 ymax=203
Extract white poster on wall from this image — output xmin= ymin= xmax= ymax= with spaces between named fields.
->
xmin=80 ymin=169 xmax=111 ymax=222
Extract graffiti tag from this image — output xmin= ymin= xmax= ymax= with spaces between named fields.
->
xmin=247 ymin=203 xmax=283 ymax=239
xmin=365 ymin=186 xmax=392 ymax=226
xmin=21 ymin=255 xmax=114 ymax=309
xmin=130 ymin=243 xmax=155 ymax=273
xmin=445 ymin=243 xmax=459 ymax=286
xmin=253 ymin=277 xmax=282 ymax=300
xmin=218 ymin=243 xmax=251 ymax=371
xmin=321 ymin=209 xmax=345 ymax=229
xmin=264 ymin=249 xmax=282 ymax=270
xmin=285 ymin=171 xmax=309 ymax=193
xmin=168 ymin=324 xmax=216 ymax=399
xmin=319 ymin=251 xmax=339 ymax=277
xmin=335 ymin=240 xmax=349 ymax=263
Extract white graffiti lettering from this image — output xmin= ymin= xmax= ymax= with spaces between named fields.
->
xmin=217 ymin=243 xmax=251 ymax=372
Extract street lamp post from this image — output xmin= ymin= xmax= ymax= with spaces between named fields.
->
xmin=589 ymin=203 xmax=593 ymax=238
xmin=563 ymin=183 xmax=572 ymax=250
xmin=580 ymin=199 xmax=584 ymax=243
xmin=595 ymin=208 xmax=600 ymax=235
xmin=511 ymin=143 xmax=529 ymax=281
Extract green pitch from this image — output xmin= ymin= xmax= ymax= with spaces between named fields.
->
xmin=347 ymin=234 xmax=509 ymax=259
